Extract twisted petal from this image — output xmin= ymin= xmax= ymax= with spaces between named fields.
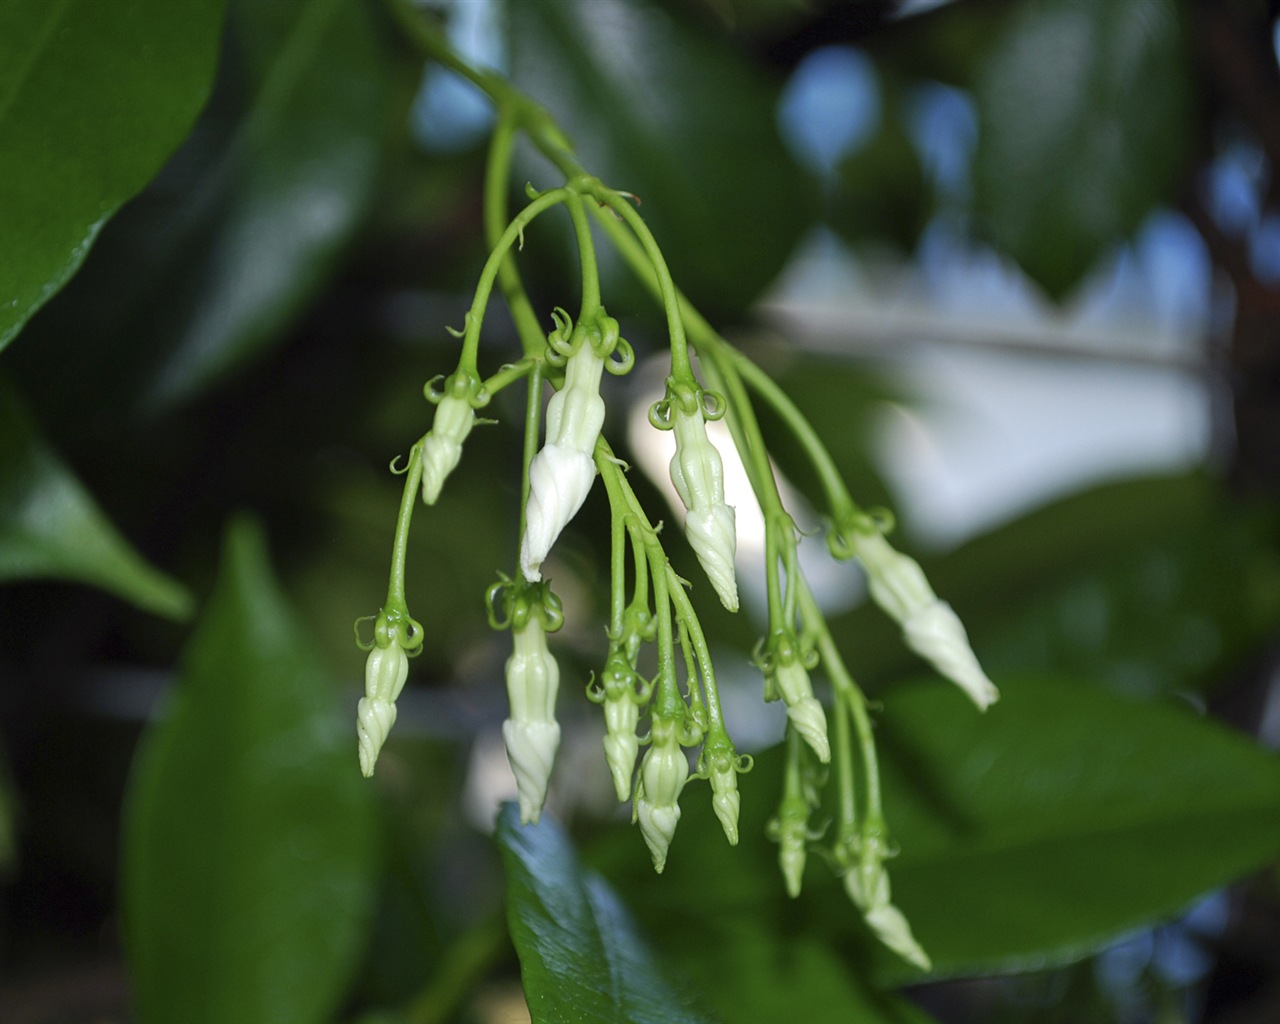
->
xmin=903 ymin=600 xmax=999 ymax=710
xmin=364 ymin=644 xmax=409 ymax=703
xmin=636 ymin=799 xmax=681 ymax=874
xmin=603 ymin=697 xmax=640 ymax=802
xmin=778 ymin=819 xmax=807 ymax=898
xmin=506 ymin=619 xmax=559 ymax=722
xmin=859 ymin=897 xmax=932 ymax=972
xmin=357 ymin=697 xmax=397 ymax=778
xmin=503 ymin=719 xmax=561 ymax=825
xmin=519 ymin=444 xmax=596 ymax=582
xmin=545 ymin=346 xmax=606 ymax=452
xmin=709 ymin=771 xmax=741 ymax=847
xmin=684 ymin=504 xmax=739 ymax=612
xmin=774 ymin=660 xmax=830 ymax=763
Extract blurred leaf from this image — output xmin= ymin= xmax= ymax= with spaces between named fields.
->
xmin=971 ymin=0 xmax=1193 ymax=298
xmin=15 ymin=0 xmax=397 ymax=415
xmin=508 ymin=0 xmax=817 ymax=314
xmin=122 ymin=519 xmax=378 ymax=1024
xmin=831 ymin=473 xmax=1280 ymax=698
xmin=830 ymin=111 xmax=931 ymax=253
xmin=0 ymin=0 xmax=225 ymax=351
xmin=496 ymin=803 xmax=718 ymax=1024
xmin=0 ymin=381 xmax=192 ymax=619
xmin=591 ymin=676 xmax=1280 ymax=984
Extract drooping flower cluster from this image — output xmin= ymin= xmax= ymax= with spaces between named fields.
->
xmin=355 ymin=172 xmax=997 ymax=972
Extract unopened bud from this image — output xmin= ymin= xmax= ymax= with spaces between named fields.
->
xmin=503 ymin=617 xmax=561 ymax=824
xmin=669 ymin=401 xmax=738 ymax=611
xmin=357 ymin=644 xmax=409 ymax=777
xmin=773 ymin=658 xmax=830 ymax=763
xmin=635 ymin=719 xmax=688 ymax=872
xmin=421 ymin=393 xmax=476 ymax=504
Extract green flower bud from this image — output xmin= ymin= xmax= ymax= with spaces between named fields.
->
xmin=503 ymin=615 xmax=561 ymax=824
xmin=357 ymin=643 xmax=409 ymax=778
xmin=669 ymin=400 xmax=738 ymax=612
xmin=421 ymin=392 xmax=476 ymax=505
xmin=842 ymin=827 xmax=931 ymax=971
xmin=767 ymin=648 xmax=830 ymax=763
xmin=635 ymin=716 xmax=688 ymax=873
xmin=852 ymin=530 xmax=998 ymax=711
xmin=703 ymin=743 xmax=742 ymax=846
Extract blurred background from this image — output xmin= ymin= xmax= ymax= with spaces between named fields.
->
xmin=2 ymin=0 xmax=1280 ymax=1021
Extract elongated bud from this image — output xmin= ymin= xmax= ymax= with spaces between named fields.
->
xmin=773 ymin=657 xmax=830 ymax=763
xmin=775 ymin=811 xmax=808 ymax=898
xmin=669 ymin=400 xmax=738 ymax=611
xmin=357 ymin=644 xmax=410 ymax=777
xmin=503 ymin=617 xmax=561 ymax=824
xmin=635 ymin=718 xmax=688 ymax=872
xmin=853 ymin=530 xmax=998 ymax=711
xmin=703 ymin=742 xmax=742 ymax=846
xmin=843 ymin=828 xmax=931 ymax=971
xmin=520 ymin=444 xmax=595 ymax=582
xmin=421 ymin=393 xmax=476 ymax=504
xmin=603 ymin=696 xmax=640 ymax=802
xmin=520 ymin=345 xmax=607 ymax=581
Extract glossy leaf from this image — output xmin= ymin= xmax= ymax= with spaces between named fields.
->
xmin=0 ymin=0 xmax=224 ymax=351
xmin=0 ymin=382 xmax=192 ymax=619
xmin=971 ymin=0 xmax=1193 ymax=298
xmin=496 ymin=803 xmax=718 ymax=1024
xmin=508 ymin=0 xmax=817 ymax=314
xmin=122 ymin=520 xmax=378 ymax=1024
xmin=591 ymin=676 xmax=1280 ymax=983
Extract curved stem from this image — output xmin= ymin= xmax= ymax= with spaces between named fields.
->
xmin=385 ymin=440 xmax=425 ymax=609
xmin=565 ymin=190 xmax=602 ymax=321
xmin=519 ymin=362 xmax=544 ymax=541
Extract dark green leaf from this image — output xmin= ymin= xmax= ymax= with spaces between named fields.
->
xmin=971 ymin=0 xmax=1193 ymax=298
xmin=830 ymin=112 xmax=931 ymax=253
xmin=0 ymin=0 xmax=224 ymax=351
xmin=508 ymin=0 xmax=817 ymax=315
xmin=591 ymin=675 xmax=1280 ymax=982
xmin=122 ymin=520 xmax=378 ymax=1024
xmin=496 ymin=803 xmax=718 ymax=1024
xmin=0 ymin=381 xmax=192 ymax=619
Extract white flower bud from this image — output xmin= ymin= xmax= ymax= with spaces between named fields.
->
xmin=635 ymin=722 xmax=688 ymax=873
xmin=356 ymin=644 xmax=409 ymax=778
xmin=603 ymin=696 xmax=640 ymax=803
xmin=774 ymin=659 xmax=830 ymax=763
xmin=853 ymin=530 xmax=998 ymax=711
xmin=777 ymin=815 xmax=807 ymax=899
xmin=520 ymin=444 xmax=596 ymax=582
xmin=502 ymin=617 xmax=561 ymax=824
xmin=708 ymin=759 xmax=740 ymax=847
xmin=669 ymin=404 xmax=738 ymax=611
xmin=843 ymin=867 xmax=931 ymax=971
xmin=421 ymin=393 xmax=476 ymax=505
xmin=520 ymin=345 xmax=607 ymax=582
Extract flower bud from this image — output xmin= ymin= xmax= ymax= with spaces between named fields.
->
xmin=602 ymin=695 xmax=640 ymax=802
xmin=503 ymin=617 xmax=561 ymax=824
xmin=853 ymin=530 xmax=998 ymax=711
xmin=776 ymin=812 xmax=808 ymax=899
xmin=773 ymin=657 xmax=830 ymax=763
xmin=704 ymin=746 xmax=741 ymax=846
xmin=520 ymin=345 xmax=607 ymax=582
xmin=842 ymin=828 xmax=931 ymax=971
xmin=635 ymin=718 xmax=688 ymax=873
xmin=421 ymin=393 xmax=476 ymax=505
xmin=669 ymin=402 xmax=738 ymax=611
xmin=357 ymin=644 xmax=409 ymax=777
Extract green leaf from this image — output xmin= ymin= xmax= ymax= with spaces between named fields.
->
xmin=0 ymin=0 xmax=225 ymax=351
xmin=591 ymin=676 xmax=1280 ymax=983
xmin=830 ymin=110 xmax=932 ymax=254
xmin=971 ymin=0 xmax=1193 ymax=298
xmin=496 ymin=803 xmax=719 ymax=1024
xmin=0 ymin=381 xmax=192 ymax=619
xmin=15 ymin=0 xmax=397 ymax=415
xmin=122 ymin=519 xmax=378 ymax=1024
xmin=508 ymin=0 xmax=817 ymax=315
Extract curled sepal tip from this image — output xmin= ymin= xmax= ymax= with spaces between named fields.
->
xmin=357 ymin=643 xmax=410 ymax=777
xmin=634 ymin=716 xmax=688 ymax=873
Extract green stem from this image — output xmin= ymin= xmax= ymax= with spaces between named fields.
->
xmin=519 ymin=362 xmax=544 ymax=540
xmin=565 ymin=190 xmax=602 ymax=321
xmin=385 ymin=440 xmax=425 ymax=610
xmin=832 ymin=681 xmax=858 ymax=837
xmin=459 ymin=187 xmax=571 ymax=374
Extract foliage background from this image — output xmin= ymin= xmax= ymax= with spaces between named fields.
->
xmin=2 ymin=0 xmax=1280 ymax=1022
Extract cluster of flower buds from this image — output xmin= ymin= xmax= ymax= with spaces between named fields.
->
xmin=487 ymin=577 xmax=565 ymax=825
xmin=833 ymin=516 xmax=998 ymax=711
xmin=651 ymin=380 xmax=739 ymax=612
xmin=354 ymin=608 xmax=423 ymax=777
